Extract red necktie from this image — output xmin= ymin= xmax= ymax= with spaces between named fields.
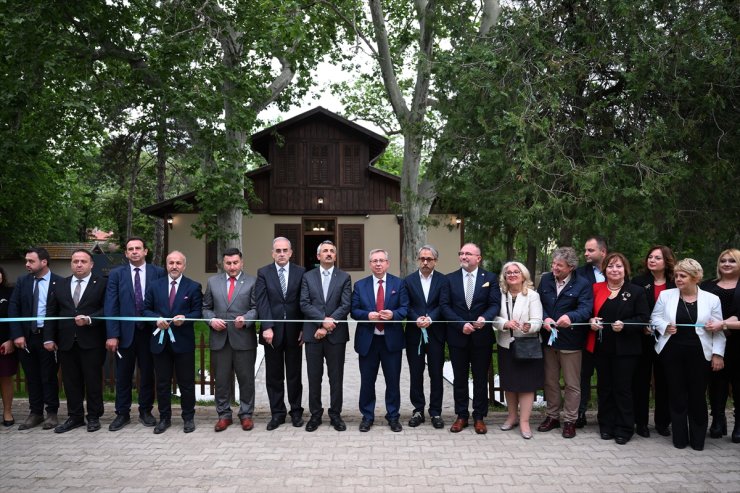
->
xmin=376 ymin=279 xmax=384 ymax=332
xmin=227 ymin=276 xmax=236 ymax=302
xmin=169 ymin=280 xmax=177 ymax=309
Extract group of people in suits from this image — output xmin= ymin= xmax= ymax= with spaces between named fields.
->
xmin=1 ymin=236 xmax=737 ymax=449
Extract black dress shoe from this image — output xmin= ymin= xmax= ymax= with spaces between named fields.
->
xmin=709 ymin=415 xmax=727 ymax=438
xmin=635 ymin=425 xmax=650 ymax=438
xmin=87 ymin=418 xmax=101 ymax=432
xmin=3 ymin=418 xmax=14 ymax=427
xmin=656 ymin=425 xmax=671 ymax=437
xmin=389 ymin=420 xmax=402 ymax=432
xmin=731 ymin=424 xmax=740 ymax=443
xmin=109 ymin=414 xmax=130 ymax=432
xmin=408 ymin=411 xmax=425 ymax=427
xmin=330 ymin=417 xmax=346 ymax=431
xmin=183 ymin=419 xmax=196 ymax=433
xmin=600 ymin=432 xmax=615 ymax=440
xmin=54 ymin=417 xmax=85 ymax=434
xmin=266 ymin=417 xmax=285 ymax=431
xmin=291 ymin=414 xmax=305 ymax=428
xmin=139 ymin=412 xmax=157 ymax=427
xmin=153 ymin=419 xmax=171 ymax=434
xmin=615 ymin=436 xmax=629 ymax=445
xmin=305 ymin=418 xmax=322 ymax=432
xmin=359 ymin=419 xmax=373 ymax=432
xmin=575 ymin=412 xmax=587 ymax=429
xmin=18 ymin=413 xmax=44 ymax=430
xmin=431 ymin=416 xmax=444 ymax=429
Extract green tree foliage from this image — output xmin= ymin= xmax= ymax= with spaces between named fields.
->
xmin=433 ymin=0 xmax=739 ymax=272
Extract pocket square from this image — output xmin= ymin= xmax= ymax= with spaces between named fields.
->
xmin=482 ymin=282 xmax=490 ymax=288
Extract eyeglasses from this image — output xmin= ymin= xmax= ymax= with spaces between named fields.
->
xmin=370 ymin=259 xmax=388 ymax=264
xmin=458 ymin=252 xmax=478 ymax=257
xmin=418 ymin=257 xmax=436 ymax=263
xmin=505 ymin=271 xmax=521 ymax=276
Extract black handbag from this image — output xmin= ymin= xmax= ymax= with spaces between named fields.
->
xmin=507 ymin=294 xmax=543 ymax=361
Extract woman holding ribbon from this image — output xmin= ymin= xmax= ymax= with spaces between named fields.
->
xmin=589 ymin=253 xmax=649 ymax=444
xmin=652 ymin=258 xmax=725 ymax=450
xmin=631 ymin=245 xmax=675 ymax=437
xmin=493 ymin=261 xmax=543 ymax=439
xmin=0 ymin=266 xmax=18 ymax=426
xmin=701 ymin=249 xmax=740 ymax=442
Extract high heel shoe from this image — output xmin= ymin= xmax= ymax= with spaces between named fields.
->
xmin=2 ymin=417 xmax=14 ymax=427
xmin=709 ymin=415 xmax=727 ymax=438
xmin=520 ymin=429 xmax=533 ymax=439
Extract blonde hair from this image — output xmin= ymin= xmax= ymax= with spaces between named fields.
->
xmin=675 ymin=258 xmax=703 ymax=283
xmin=716 ymin=249 xmax=740 ymax=280
xmin=499 ymin=261 xmax=534 ymax=295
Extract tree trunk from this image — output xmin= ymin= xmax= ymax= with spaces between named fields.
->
xmin=153 ymin=113 xmax=166 ymax=266
xmin=526 ymin=241 xmax=537 ymax=283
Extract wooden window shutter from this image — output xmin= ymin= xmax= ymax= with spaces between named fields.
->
xmin=341 ymin=144 xmax=361 ymax=186
xmin=274 ymin=224 xmax=301 ymax=264
xmin=276 ymin=144 xmax=298 ymax=185
xmin=308 ymin=144 xmax=329 ymax=185
xmin=338 ymin=224 xmax=364 ymax=271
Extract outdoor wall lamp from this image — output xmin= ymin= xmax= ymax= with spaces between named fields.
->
xmin=166 ymin=215 xmax=174 ymax=230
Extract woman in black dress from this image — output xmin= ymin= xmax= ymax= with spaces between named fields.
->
xmin=631 ymin=245 xmax=675 ymax=437
xmin=0 ymin=266 xmax=18 ymax=426
xmin=701 ymin=248 xmax=740 ymax=442
xmin=589 ymin=253 xmax=649 ymax=444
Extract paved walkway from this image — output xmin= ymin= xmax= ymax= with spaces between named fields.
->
xmin=3 ymin=323 xmax=739 ymax=492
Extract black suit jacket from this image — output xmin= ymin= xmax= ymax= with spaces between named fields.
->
xmin=255 ymin=262 xmax=305 ymax=348
xmin=442 ymin=268 xmax=500 ymax=349
xmin=631 ymin=273 xmax=676 ymax=312
xmin=45 ymin=276 xmax=108 ymax=351
xmin=143 ymin=276 xmax=203 ymax=354
xmin=404 ymin=270 xmax=449 ymax=345
xmin=592 ymin=282 xmax=650 ymax=356
xmin=575 ymin=264 xmax=599 ymax=285
xmin=8 ymin=272 xmax=64 ymax=340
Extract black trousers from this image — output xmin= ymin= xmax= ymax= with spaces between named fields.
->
xmin=264 ymin=342 xmax=303 ymax=419
xmin=595 ymin=352 xmax=639 ymax=439
xmin=114 ymin=326 xmax=155 ymax=416
xmin=449 ymin=343 xmax=492 ymax=420
xmin=406 ymin=334 xmax=445 ymax=417
xmin=660 ymin=340 xmax=710 ymax=450
xmin=18 ymin=331 xmax=59 ymax=415
xmin=305 ymin=340 xmax=345 ymax=419
xmin=153 ymin=344 xmax=195 ymax=421
xmin=59 ymin=343 xmax=105 ymax=420
xmin=633 ymin=334 xmax=670 ymax=429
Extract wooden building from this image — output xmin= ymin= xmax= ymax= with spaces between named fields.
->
xmin=143 ymin=107 xmax=462 ymax=284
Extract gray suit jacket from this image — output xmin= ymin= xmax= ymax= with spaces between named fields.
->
xmin=202 ymin=272 xmax=258 ymax=351
xmin=300 ymin=267 xmax=352 ymax=344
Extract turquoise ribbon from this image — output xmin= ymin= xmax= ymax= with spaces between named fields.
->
xmin=418 ymin=327 xmax=429 ymax=355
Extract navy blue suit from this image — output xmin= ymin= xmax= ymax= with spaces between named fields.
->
xmin=8 ymin=272 xmax=63 ymax=416
xmin=143 ymin=275 xmax=202 ymax=421
xmin=404 ymin=270 xmax=449 ymax=417
xmin=351 ymin=274 xmax=408 ymax=422
xmin=442 ymin=268 xmax=500 ymax=420
xmin=104 ymin=263 xmax=165 ymax=417
xmin=537 ymin=271 xmax=593 ymax=350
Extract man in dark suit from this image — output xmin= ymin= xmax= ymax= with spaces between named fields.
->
xmin=351 ymin=248 xmax=408 ymax=432
xmin=202 ymin=247 xmax=258 ymax=432
xmin=404 ymin=244 xmax=450 ymax=429
xmin=143 ymin=250 xmax=202 ymax=434
xmin=574 ymin=235 xmax=608 ymax=428
xmin=43 ymin=249 xmax=107 ymax=433
xmin=255 ymin=237 xmax=305 ymax=430
xmin=104 ymin=236 xmax=165 ymax=431
xmin=442 ymin=243 xmax=500 ymax=434
xmin=9 ymin=247 xmax=63 ymax=430
xmin=536 ymin=246 xmax=593 ymax=439
xmin=300 ymin=240 xmax=352 ymax=432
